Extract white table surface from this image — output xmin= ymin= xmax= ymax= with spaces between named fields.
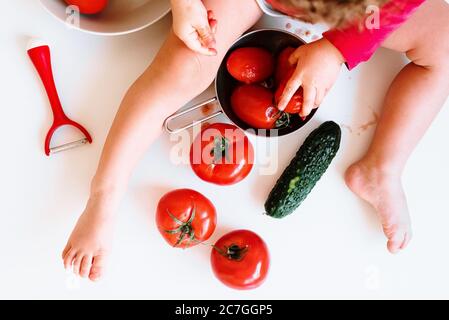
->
xmin=2 ymin=0 xmax=449 ymax=300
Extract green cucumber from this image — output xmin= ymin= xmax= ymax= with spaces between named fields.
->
xmin=264 ymin=121 xmax=342 ymax=218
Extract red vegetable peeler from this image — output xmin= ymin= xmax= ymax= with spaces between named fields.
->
xmin=27 ymin=39 xmax=92 ymax=156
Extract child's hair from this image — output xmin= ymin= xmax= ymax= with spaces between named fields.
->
xmin=276 ymin=0 xmax=389 ymax=27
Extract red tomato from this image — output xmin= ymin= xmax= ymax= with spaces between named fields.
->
xmin=227 ymin=47 xmax=274 ymax=84
xmin=64 ymin=0 xmax=108 ymax=15
xmin=156 ymin=189 xmax=217 ymax=249
xmin=190 ymin=123 xmax=254 ymax=186
xmin=275 ymin=74 xmax=304 ymax=114
xmin=231 ymin=84 xmax=280 ymax=129
xmin=211 ymin=230 xmax=270 ymax=290
xmin=275 ymin=46 xmax=296 ymax=85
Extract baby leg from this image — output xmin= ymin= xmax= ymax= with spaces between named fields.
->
xmin=62 ymin=0 xmax=263 ymax=281
xmin=346 ymin=0 xmax=449 ymax=253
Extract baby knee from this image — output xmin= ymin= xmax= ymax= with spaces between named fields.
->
xmin=178 ymin=51 xmax=218 ymax=91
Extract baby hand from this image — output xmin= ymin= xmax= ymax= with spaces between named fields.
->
xmin=171 ymin=0 xmax=218 ymax=56
xmin=277 ymin=38 xmax=344 ymax=117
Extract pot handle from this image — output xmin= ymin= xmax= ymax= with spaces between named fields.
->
xmin=164 ymin=97 xmax=223 ymax=134
xmin=256 ymin=0 xmax=286 ymax=17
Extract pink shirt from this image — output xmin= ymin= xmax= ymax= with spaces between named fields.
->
xmin=266 ymin=0 xmax=426 ymax=69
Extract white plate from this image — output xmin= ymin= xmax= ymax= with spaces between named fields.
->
xmin=39 ymin=0 xmax=171 ymax=36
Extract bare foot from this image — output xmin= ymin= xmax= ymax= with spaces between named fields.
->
xmin=62 ymin=197 xmax=115 ymax=281
xmin=345 ymin=160 xmax=413 ymax=254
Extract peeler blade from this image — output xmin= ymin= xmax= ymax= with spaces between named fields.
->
xmin=49 ymin=138 xmax=89 ymax=155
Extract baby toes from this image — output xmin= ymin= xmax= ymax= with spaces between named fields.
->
xmin=64 ymin=249 xmax=77 ymax=271
xmin=80 ymin=255 xmax=93 ymax=278
xmin=386 ymin=229 xmax=408 ymax=254
xmin=73 ymin=254 xmax=84 ymax=275
xmin=400 ymin=231 xmax=413 ymax=250
xmin=62 ymin=245 xmax=71 ymax=260
xmin=89 ymin=255 xmax=106 ymax=282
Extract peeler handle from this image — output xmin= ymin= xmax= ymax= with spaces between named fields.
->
xmin=27 ymin=39 xmax=93 ymax=156
xmin=27 ymin=40 xmax=68 ymax=123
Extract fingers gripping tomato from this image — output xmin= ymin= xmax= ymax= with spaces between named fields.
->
xmin=274 ymin=47 xmax=307 ymax=119
xmin=275 ymin=74 xmax=304 ymax=114
xmin=64 ymin=0 xmax=109 ymax=15
xmin=275 ymin=46 xmax=296 ymax=85
xmin=211 ymin=230 xmax=270 ymax=290
xmin=227 ymin=47 xmax=274 ymax=84
xmin=156 ymin=189 xmax=217 ymax=249
xmin=231 ymin=84 xmax=289 ymax=129
xmin=190 ymin=123 xmax=254 ymax=185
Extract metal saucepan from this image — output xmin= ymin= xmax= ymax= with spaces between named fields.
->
xmin=164 ymin=29 xmax=316 ymax=137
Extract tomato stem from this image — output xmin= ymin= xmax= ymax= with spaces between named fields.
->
xmin=275 ymin=111 xmax=291 ymax=129
xmin=212 ymin=244 xmax=249 ymax=261
xmin=164 ymin=205 xmax=198 ymax=248
xmin=210 ymin=136 xmax=230 ymax=164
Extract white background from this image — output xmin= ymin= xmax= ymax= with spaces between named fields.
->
xmin=1 ymin=0 xmax=449 ymax=299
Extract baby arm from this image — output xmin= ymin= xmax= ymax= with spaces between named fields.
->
xmin=277 ymin=0 xmax=425 ymax=116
